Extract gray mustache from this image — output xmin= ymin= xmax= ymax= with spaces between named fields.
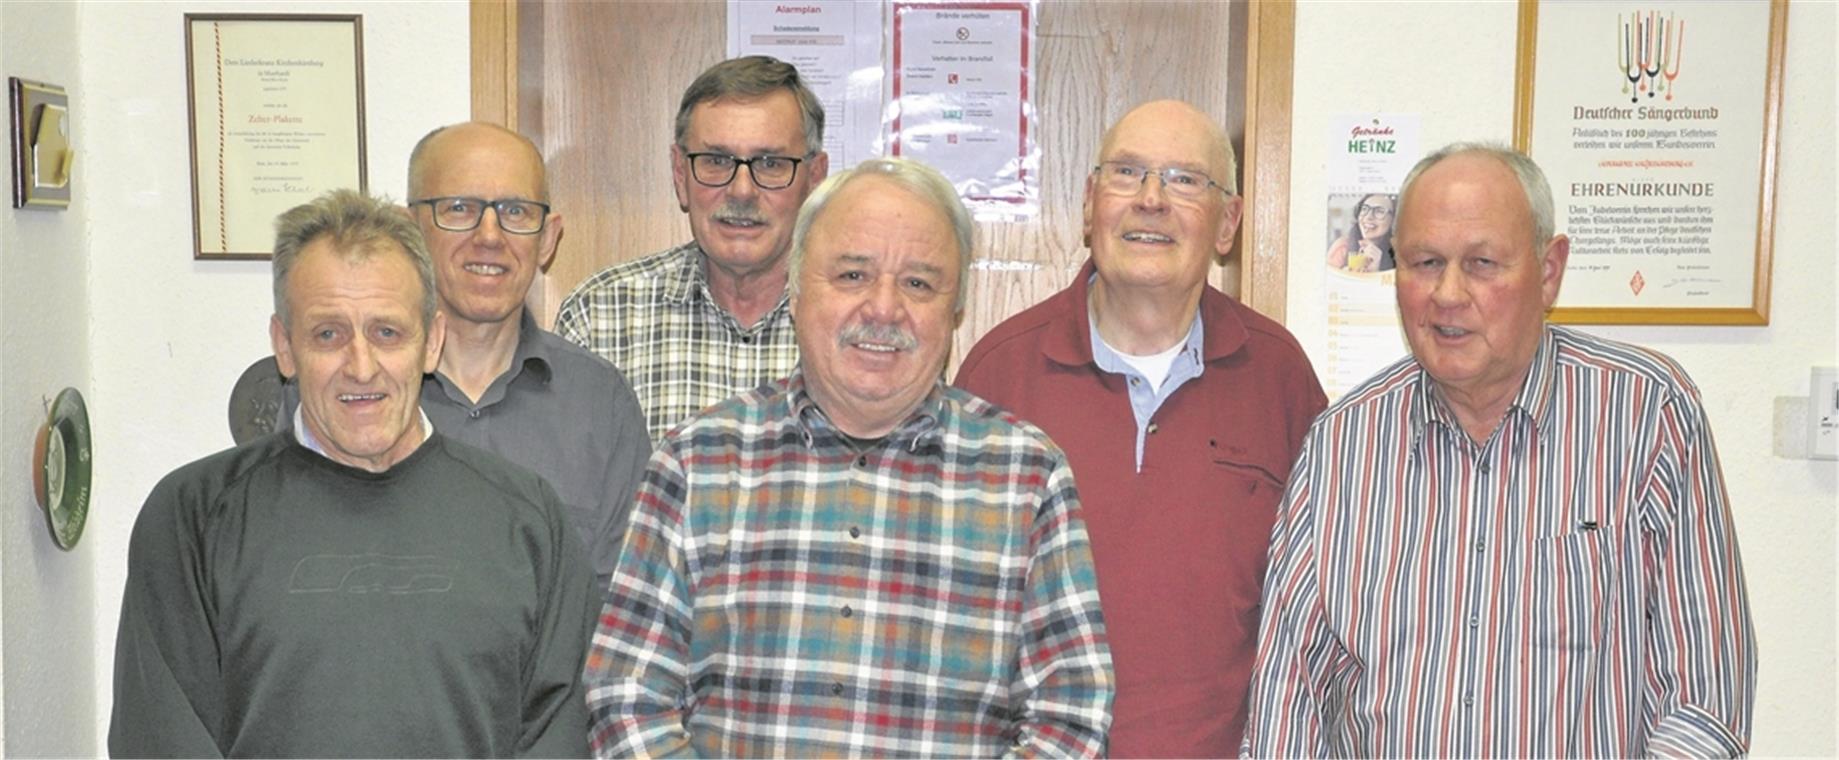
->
xmin=838 ymin=323 xmax=917 ymax=351
xmin=713 ymin=199 xmax=765 ymax=225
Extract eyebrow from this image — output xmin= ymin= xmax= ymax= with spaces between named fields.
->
xmin=695 ymin=142 xmax=796 ymax=157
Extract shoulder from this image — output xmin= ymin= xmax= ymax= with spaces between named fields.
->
xmin=941 ymin=385 xmax=1070 ymax=468
xmin=654 ymin=377 xmax=792 ymax=455
xmin=132 ymin=434 xmax=296 ymax=544
xmin=529 ymin=327 xmax=634 ymax=390
xmin=958 ymin=285 xmax=1078 ymax=378
xmin=1548 ymin=325 xmax=1701 ymax=398
xmin=1212 ymin=289 xmax=1318 ymax=373
xmin=424 ymin=435 xmax=563 ymax=513
xmin=1311 ymin=353 xmax=1422 ymax=431
xmin=559 ymin=242 xmax=694 ymax=306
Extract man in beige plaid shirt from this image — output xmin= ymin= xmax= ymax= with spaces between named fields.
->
xmin=555 ymin=56 xmax=828 ymax=441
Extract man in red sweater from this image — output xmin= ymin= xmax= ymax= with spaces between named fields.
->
xmin=955 ymin=100 xmax=1326 ymax=757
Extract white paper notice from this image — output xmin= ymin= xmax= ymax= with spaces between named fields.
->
xmin=727 ymin=0 xmax=884 ymax=170
xmin=1321 ymin=113 xmax=1419 ymax=398
xmin=888 ymin=1 xmax=1037 ymax=218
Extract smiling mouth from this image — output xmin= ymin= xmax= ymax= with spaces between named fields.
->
xmin=463 ymin=263 xmax=506 ymax=276
xmin=338 ymin=393 xmax=386 ymax=403
xmin=1433 ymin=325 xmax=1471 ymax=338
xmin=1121 ymin=231 xmax=1174 ymax=244
xmin=853 ymin=342 xmax=900 ymax=353
xmin=714 ymin=215 xmax=766 ymax=229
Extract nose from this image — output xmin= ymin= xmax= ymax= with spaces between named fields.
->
xmin=1134 ymin=173 xmax=1171 ymax=211
xmin=474 ymin=205 xmax=507 ymax=246
xmin=863 ymin=274 xmax=907 ymax=321
xmin=1429 ymin=266 xmax=1469 ymax=309
xmin=342 ymin=335 xmax=381 ymax=382
xmin=727 ymin=164 xmax=763 ymax=199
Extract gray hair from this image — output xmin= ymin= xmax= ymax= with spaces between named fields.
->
xmin=1398 ymin=141 xmax=1556 ymax=251
xmin=272 ymin=188 xmax=436 ymax=329
xmin=406 ymin=122 xmax=549 ymax=201
xmin=675 ymin=55 xmax=825 ymax=156
xmin=788 ymin=157 xmax=974 ymax=313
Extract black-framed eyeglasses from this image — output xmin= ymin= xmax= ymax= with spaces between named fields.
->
xmin=683 ymin=151 xmax=809 ymax=190
xmin=1092 ymin=161 xmax=1232 ymax=202
xmin=1356 ymin=203 xmax=1394 ymax=219
xmin=411 ymin=197 xmax=551 ymax=235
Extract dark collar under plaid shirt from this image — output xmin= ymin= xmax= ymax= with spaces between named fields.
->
xmin=554 ymin=240 xmax=800 ymax=442
xmin=584 ymin=369 xmax=1115 ymax=758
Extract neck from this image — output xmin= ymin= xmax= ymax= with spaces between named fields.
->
xmin=703 ymin=254 xmax=788 ymax=329
xmin=1437 ymin=382 xmax=1518 ymax=445
xmin=438 ymin=312 xmax=521 ymax=403
xmin=804 ymin=377 xmax=922 ymax=440
xmin=1089 ymin=278 xmax=1202 ymax=355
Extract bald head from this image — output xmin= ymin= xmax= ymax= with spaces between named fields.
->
xmin=407 ymin=122 xmax=548 ymax=201
xmin=1098 ymin=100 xmax=1237 ymax=193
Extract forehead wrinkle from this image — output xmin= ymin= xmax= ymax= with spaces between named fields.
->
xmin=1102 ymin=149 xmax=1209 ymax=175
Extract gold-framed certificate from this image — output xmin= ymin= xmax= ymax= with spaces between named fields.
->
xmin=1513 ymin=0 xmax=1786 ymax=325
xmin=185 ymin=14 xmax=367 ymax=260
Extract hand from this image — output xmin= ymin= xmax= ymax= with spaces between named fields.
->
xmin=1352 ymin=241 xmax=1383 ymax=272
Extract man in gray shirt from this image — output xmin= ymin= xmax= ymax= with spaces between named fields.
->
xmin=277 ymin=122 xmax=650 ymax=589
xmin=403 ymin=122 xmax=650 ymax=589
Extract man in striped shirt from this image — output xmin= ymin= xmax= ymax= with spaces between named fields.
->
xmin=556 ymin=56 xmax=826 ymax=441
xmin=1242 ymin=143 xmax=1756 ymax=757
xmin=584 ymin=157 xmax=1114 ymax=758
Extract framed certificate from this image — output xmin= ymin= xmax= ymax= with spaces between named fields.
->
xmin=1513 ymin=0 xmax=1786 ymax=325
xmin=185 ymin=14 xmax=367 ymax=260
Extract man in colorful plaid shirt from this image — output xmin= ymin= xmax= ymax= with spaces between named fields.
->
xmin=584 ymin=157 xmax=1115 ymax=758
xmin=556 ymin=56 xmax=827 ymax=441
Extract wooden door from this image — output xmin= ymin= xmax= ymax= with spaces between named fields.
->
xmin=472 ymin=0 xmax=1294 ymax=369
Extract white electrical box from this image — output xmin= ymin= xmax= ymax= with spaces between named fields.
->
xmin=1812 ymin=366 xmax=1839 ymax=460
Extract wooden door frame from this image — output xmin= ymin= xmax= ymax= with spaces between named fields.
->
xmin=469 ymin=0 xmax=1295 ymax=322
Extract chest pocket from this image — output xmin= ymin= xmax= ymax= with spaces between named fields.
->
xmin=1529 ymin=528 xmax=1608 ymax=652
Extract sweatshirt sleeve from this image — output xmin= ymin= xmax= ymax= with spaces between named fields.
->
xmin=517 ymin=482 xmax=598 ymax=757
xmin=108 ymin=478 xmax=228 ymax=758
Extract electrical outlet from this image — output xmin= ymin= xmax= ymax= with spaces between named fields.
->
xmin=1812 ymin=366 xmax=1839 ymax=460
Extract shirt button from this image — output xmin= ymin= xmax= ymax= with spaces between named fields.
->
xmin=855 ymin=455 xmax=868 ymax=467
xmin=1468 ymin=615 xmax=1479 ymax=628
xmin=468 ymin=410 xmax=480 ymax=419
xmin=1147 ymin=422 xmax=1159 ymax=435
xmin=1474 ymin=540 xmax=1485 ymax=553
xmin=741 ymin=336 xmax=753 ymax=344
xmin=1129 ymin=377 xmax=1141 ymax=386
xmin=1479 ymin=462 xmax=1491 ymax=475
xmin=841 ymin=605 xmax=853 ymax=618
xmin=1462 ymin=693 xmax=1474 ymax=706
xmin=831 ymin=683 xmax=843 ymax=696
xmin=848 ymin=526 xmax=860 ymax=539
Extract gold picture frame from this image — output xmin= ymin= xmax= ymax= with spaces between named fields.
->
xmin=185 ymin=13 xmax=367 ymax=260
xmin=1513 ymin=0 xmax=1786 ymax=325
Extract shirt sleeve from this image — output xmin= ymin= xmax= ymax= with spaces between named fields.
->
xmin=1240 ymin=437 xmax=1348 ymax=758
xmin=1638 ymin=387 xmax=1756 ymax=757
xmin=517 ymin=483 xmax=598 ymax=758
xmin=554 ymin=291 xmax=592 ymax=350
xmin=586 ymin=374 xmax=655 ymax=594
xmin=584 ymin=447 xmax=702 ymax=759
xmin=1005 ymin=458 xmax=1114 ymax=759
xmin=108 ymin=480 xmax=228 ymax=758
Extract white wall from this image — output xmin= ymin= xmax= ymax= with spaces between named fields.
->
xmin=70 ymin=0 xmax=468 ymax=750
xmin=1286 ymin=1 xmax=1837 ymax=756
xmin=1 ymin=1 xmax=95 ymax=755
